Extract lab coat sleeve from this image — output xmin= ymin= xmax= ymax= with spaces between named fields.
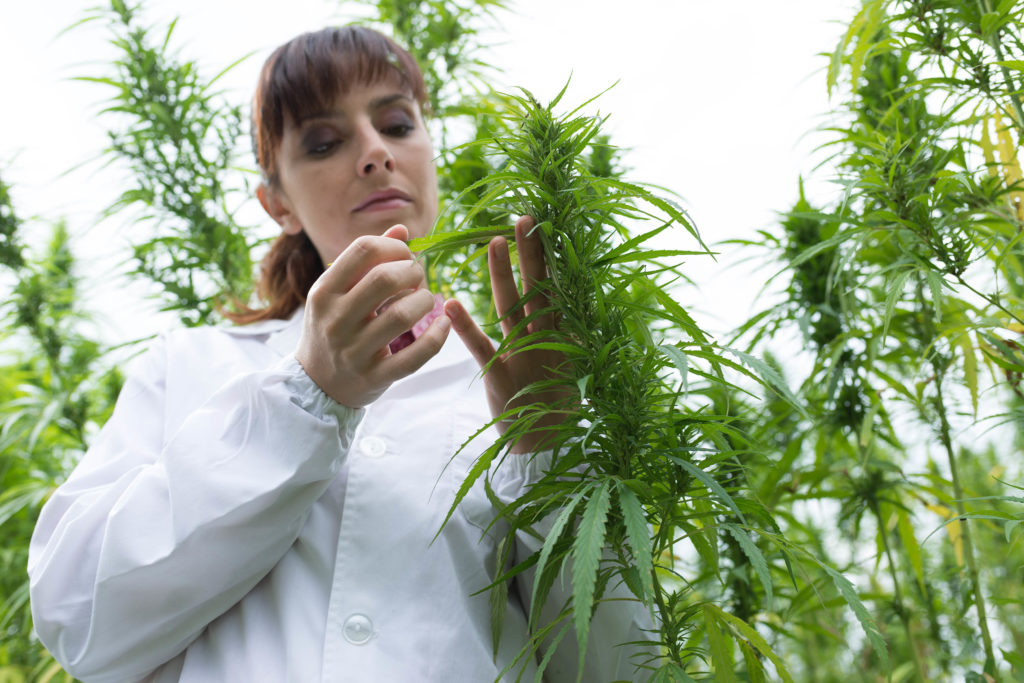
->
xmin=27 ymin=333 xmax=362 ymax=682
xmin=492 ymin=451 xmax=657 ymax=683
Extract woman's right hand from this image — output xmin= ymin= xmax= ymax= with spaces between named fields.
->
xmin=295 ymin=224 xmax=450 ymax=408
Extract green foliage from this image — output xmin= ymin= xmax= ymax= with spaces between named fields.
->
xmin=358 ymin=0 xmax=507 ymax=118
xmin=0 ymin=172 xmax=116 ymax=681
xmin=735 ymin=0 xmax=1024 ymax=679
xmin=78 ymin=0 xmax=258 ymax=326
xmin=415 ymin=87 xmax=819 ymax=681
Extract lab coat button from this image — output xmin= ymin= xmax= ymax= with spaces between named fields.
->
xmin=359 ymin=436 xmax=387 ymax=458
xmin=343 ymin=613 xmax=374 ymax=644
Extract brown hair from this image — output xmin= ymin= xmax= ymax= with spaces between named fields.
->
xmin=228 ymin=26 xmax=428 ymax=324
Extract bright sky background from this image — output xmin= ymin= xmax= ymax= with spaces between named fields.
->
xmin=1 ymin=0 xmax=857 ymax=343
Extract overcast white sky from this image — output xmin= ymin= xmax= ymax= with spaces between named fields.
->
xmin=1 ymin=0 xmax=856 ymax=341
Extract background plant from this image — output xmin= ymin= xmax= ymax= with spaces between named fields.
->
xmin=731 ymin=0 xmax=1024 ymax=679
xmin=0 ymin=174 xmax=117 ymax=682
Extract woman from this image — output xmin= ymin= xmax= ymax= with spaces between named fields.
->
xmin=28 ymin=26 xmax=651 ymax=682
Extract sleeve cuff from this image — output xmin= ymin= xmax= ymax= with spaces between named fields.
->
xmin=278 ymin=355 xmax=364 ymax=437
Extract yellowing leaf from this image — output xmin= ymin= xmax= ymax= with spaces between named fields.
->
xmin=958 ymin=332 xmax=979 ymax=418
xmin=925 ymin=503 xmax=964 ymax=567
xmin=897 ymin=509 xmax=926 ymax=596
xmin=981 ymin=114 xmax=998 ymax=174
xmin=993 ymin=109 xmax=1024 ymax=219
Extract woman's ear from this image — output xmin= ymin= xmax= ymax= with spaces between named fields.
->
xmin=257 ymin=182 xmax=302 ymax=235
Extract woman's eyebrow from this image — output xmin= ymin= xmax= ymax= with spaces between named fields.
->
xmin=296 ymin=93 xmax=413 ymax=126
xmin=369 ymin=93 xmax=413 ymax=109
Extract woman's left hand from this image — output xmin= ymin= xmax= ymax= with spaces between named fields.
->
xmin=444 ymin=216 xmax=567 ymax=454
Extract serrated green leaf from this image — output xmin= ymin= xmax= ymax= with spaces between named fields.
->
xmin=723 ymin=523 xmax=773 ymax=610
xmin=571 ymin=480 xmax=612 ymax=665
xmin=575 ymin=374 xmax=591 ymax=402
xmin=821 ymin=563 xmax=889 ymax=671
xmin=981 ymin=11 xmax=1001 ymax=38
xmin=859 ymin=400 xmax=880 ymax=448
xmin=649 ymin=663 xmax=698 ymax=683
xmin=490 ymin=535 xmax=512 ymax=656
xmin=666 ymin=454 xmax=745 ymax=523
xmin=530 ymin=490 xmax=585 ymax=629
xmin=617 ymin=484 xmax=653 ymax=602
xmin=882 ymin=269 xmax=911 ymax=341
xmin=725 ymin=347 xmax=806 ymax=418
xmin=959 ymin=332 xmax=979 ymax=419
xmin=739 ymin=637 xmax=767 ymax=683
xmin=658 ymin=344 xmax=689 ymax=400
xmin=533 ymin=619 xmax=573 ymax=682
xmin=897 ymin=509 xmax=926 ymax=597
xmin=703 ymin=603 xmax=739 ymax=683
xmin=704 ymin=603 xmax=794 ymax=683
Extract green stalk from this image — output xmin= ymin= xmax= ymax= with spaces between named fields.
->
xmin=869 ymin=500 xmax=929 ymax=682
xmin=955 ymin=274 xmax=1024 ymax=327
xmin=932 ymin=369 xmax=996 ymax=672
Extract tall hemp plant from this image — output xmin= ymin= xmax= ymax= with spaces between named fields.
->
xmin=74 ymin=0 xmax=258 ymax=326
xmin=735 ymin=0 xmax=1024 ymax=679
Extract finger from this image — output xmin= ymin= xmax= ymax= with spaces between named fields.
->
xmin=325 ymin=231 xmax=415 ymax=293
xmin=321 ymin=225 xmax=409 ymax=270
xmin=344 ymin=258 xmax=427 ymax=322
xmin=489 ymin=236 xmax=525 ymax=339
xmin=355 ymin=288 xmax=436 ymax=360
xmin=515 ymin=216 xmax=555 ymax=330
xmin=444 ymin=298 xmax=499 ymax=371
xmin=375 ymin=313 xmax=451 ymax=382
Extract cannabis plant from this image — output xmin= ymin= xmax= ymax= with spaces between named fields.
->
xmin=413 ymin=86 xmax=880 ymax=682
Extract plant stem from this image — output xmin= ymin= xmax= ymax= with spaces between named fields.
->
xmin=932 ymin=369 xmax=996 ymax=671
xmin=870 ymin=500 xmax=929 ymax=682
xmin=955 ymin=274 xmax=1024 ymax=327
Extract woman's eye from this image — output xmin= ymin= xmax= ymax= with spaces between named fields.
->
xmin=382 ymin=122 xmax=413 ymax=137
xmin=302 ymin=128 xmax=341 ymax=156
xmin=307 ymin=139 xmax=338 ymax=156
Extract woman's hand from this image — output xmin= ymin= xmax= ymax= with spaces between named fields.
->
xmin=296 ymin=224 xmax=451 ymax=408
xmin=444 ymin=216 xmax=568 ymax=454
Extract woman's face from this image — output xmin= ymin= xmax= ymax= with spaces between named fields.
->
xmin=263 ymin=78 xmax=438 ymax=263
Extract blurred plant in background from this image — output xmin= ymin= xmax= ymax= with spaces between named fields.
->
xmin=0 ymin=174 xmax=118 ymax=681
xmin=732 ymin=0 xmax=1024 ymax=679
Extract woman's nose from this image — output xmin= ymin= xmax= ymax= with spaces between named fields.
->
xmin=357 ymin=128 xmax=394 ymax=177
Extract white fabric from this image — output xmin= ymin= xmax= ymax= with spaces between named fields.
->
xmin=28 ymin=308 xmax=653 ymax=682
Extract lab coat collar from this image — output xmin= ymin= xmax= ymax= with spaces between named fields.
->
xmin=221 ymin=307 xmax=304 ymax=358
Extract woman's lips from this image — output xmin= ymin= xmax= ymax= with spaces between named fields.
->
xmin=353 ymin=190 xmax=412 ymax=212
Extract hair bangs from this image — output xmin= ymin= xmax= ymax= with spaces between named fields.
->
xmin=253 ymin=26 xmax=426 ymax=183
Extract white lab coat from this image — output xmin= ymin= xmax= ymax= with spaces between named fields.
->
xmin=28 ymin=308 xmax=653 ymax=682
